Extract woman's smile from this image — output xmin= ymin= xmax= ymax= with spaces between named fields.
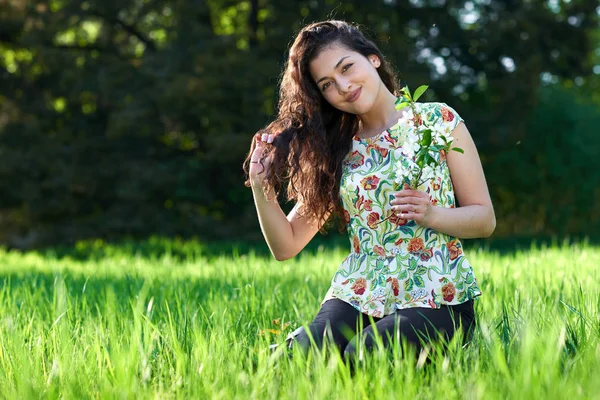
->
xmin=346 ymin=87 xmax=362 ymax=103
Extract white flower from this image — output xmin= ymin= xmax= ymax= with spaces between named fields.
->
xmin=421 ymin=165 xmax=435 ymax=181
xmin=430 ymin=125 xmax=449 ymax=146
xmin=402 ymin=131 xmax=420 ymax=158
xmin=399 ymin=109 xmax=415 ymax=126
xmin=404 ymin=160 xmax=420 ymax=187
xmin=395 ymin=161 xmax=411 ymax=184
xmin=432 ymin=132 xmax=445 ymax=146
xmin=395 ymin=159 xmax=419 ymax=187
xmin=407 ymin=130 xmax=419 ymax=143
xmin=394 ymin=165 xmax=408 ymax=185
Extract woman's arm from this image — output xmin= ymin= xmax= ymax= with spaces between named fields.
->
xmin=249 ymin=133 xmax=329 ymax=261
xmin=392 ymin=121 xmax=496 ymax=239
xmin=252 ymin=183 xmax=328 ymax=261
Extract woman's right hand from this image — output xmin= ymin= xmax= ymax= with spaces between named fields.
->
xmin=249 ymin=132 xmax=276 ymax=186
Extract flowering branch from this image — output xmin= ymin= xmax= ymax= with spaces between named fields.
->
xmin=393 ymin=85 xmax=464 ymax=191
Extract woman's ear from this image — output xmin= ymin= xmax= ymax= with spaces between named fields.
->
xmin=369 ymin=55 xmax=381 ymax=68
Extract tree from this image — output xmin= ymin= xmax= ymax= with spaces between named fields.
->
xmin=0 ymin=0 xmax=598 ymax=248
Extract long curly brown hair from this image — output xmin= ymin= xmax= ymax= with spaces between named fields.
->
xmin=243 ymin=20 xmax=400 ymax=231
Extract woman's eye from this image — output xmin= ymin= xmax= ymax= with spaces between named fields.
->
xmin=322 ymin=82 xmax=331 ymax=91
xmin=342 ymin=63 xmax=353 ymax=72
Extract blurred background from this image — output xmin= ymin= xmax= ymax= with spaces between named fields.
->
xmin=0 ymin=0 xmax=599 ymax=250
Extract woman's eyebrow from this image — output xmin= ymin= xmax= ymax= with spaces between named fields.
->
xmin=316 ymin=56 xmax=351 ymax=84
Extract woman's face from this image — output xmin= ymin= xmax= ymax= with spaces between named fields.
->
xmin=309 ymin=44 xmax=382 ymax=115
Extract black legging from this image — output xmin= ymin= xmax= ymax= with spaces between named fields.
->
xmin=289 ymin=298 xmax=476 ymax=362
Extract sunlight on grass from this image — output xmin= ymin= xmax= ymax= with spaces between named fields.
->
xmin=0 ymin=239 xmax=598 ymax=398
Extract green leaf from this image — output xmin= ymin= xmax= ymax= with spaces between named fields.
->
xmin=408 ymin=257 xmax=418 ymax=271
xmin=369 ymin=279 xmax=377 ymax=291
xmin=414 ymin=275 xmax=425 ymax=288
xmin=383 ymin=232 xmax=399 ymax=244
xmin=401 ymin=85 xmax=412 ymax=100
xmin=423 ymin=154 xmax=433 ymax=165
xmin=413 ymin=85 xmax=428 ymax=102
xmin=398 ymin=269 xmax=408 ymax=280
xmin=416 ymin=147 xmax=428 ymax=157
xmin=400 ymin=226 xmax=413 ymax=236
xmin=404 ymin=278 xmax=414 ymax=292
xmin=421 ymin=130 xmax=432 ymax=146
xmin=451 ymin=147 xmax=464 ymax=154
xmin=395 ymin=101 xmax=410 ymax=111
xmin=416 ymin=266 xmax=427 ymax=275
xmin=374 ymin=182 xmax=383 ymax=200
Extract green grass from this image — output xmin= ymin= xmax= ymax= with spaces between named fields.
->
xmin=0 ymin=237 xmax=599 ymax=399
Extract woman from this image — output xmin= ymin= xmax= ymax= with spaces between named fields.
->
xmin=244 ymin=20 xmax=495 ymax=363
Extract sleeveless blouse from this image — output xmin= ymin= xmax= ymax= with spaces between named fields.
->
xmin=321 ymin=102 xmax=482 ymax=318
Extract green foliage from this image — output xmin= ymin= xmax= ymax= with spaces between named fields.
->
xmin=486 ymin=84 xmax=600 ymax=237
xmin=0 ymin=0 xmax=598 ymax=247
xmin=0 ymin=242 xmax=599 ymax=397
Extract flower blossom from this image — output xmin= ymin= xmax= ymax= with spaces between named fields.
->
xmin=402 ymin=131 xmax=420 ymax=158
xmin=398 ymin=109 xmax=415 ymax=128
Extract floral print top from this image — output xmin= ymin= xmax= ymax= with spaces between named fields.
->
xmin=321 ymin=102 xmax=482 ymax=318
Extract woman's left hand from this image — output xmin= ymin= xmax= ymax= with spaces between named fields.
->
xmin=390 ymin=188 xmax=435 ymax=227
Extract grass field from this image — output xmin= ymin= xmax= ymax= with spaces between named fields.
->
xmin=0 ymin=237 xmax=598 ymax=399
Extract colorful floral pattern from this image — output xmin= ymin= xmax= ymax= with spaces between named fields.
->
xmin=321 ymin=102 xmax=482 ymax=317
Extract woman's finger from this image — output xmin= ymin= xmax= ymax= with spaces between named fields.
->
xmin=395 ymin=190 xmax=427 ymax=199
xmin=390 ymin=196 xmax=423 ymax=206
xmin=394 ymin=204 xmax=421 ymax=213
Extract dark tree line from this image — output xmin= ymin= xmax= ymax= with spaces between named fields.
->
xmin=0 ymin=0 xmax=599 ymax=248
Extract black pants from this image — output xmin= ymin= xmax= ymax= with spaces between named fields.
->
xmin=289 ymin=298 xmax=476 ymax=361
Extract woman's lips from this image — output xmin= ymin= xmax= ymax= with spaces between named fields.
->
xmin=346 ymin=87 xmax=362 ymax=103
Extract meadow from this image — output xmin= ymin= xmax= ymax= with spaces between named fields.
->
xmin=0 ymin=237 xmax=598 ymax=399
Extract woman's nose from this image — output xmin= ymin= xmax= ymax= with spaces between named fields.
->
xmin=336 ymin=78 xmax=352 ymax=94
